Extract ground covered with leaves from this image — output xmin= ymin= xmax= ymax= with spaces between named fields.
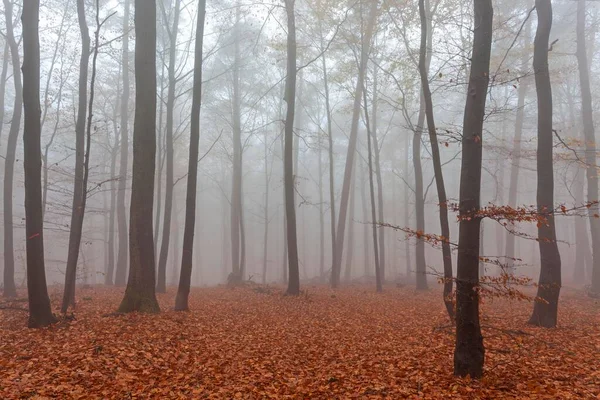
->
xmin=1 ymin=284 xmax=599 ymax=399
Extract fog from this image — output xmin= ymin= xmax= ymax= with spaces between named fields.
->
xmin=0 ymin=0 xmax=597 ymax=293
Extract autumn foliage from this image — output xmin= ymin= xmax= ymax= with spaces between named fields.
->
xmin=1 ymin=285 xmax=599 ymax=398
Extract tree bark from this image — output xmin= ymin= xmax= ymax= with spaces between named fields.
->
xmin=331 ymin=0 xmax=378 ymax=288
xmin=175 ymin=0 xmax=207 ymax=309
xmin=283 ymin=0 xmax=300 ymax=295
xmin=453 ymin=0 xmax=492 ymax=378
xmin=344 ymin=164 xmax=355 ymax=281
xmin=413 ymin=105 xmax=427 ymax=289
xmin=61 ymin=0 xmax=91 ymax=313
xmin=371 ymin=67 xmax=385 ymax=283
xmin=118 ymin=0 xmax=160 ymax=314
xmin=529 ymin=0 xmax=561 ymax=328
xmin=157 ymin=0 xmax=181 ymax=293
xmin=115 ymin=0 xmax=131 ymax=286
xmin=263 ymin=129 xmax=271 ymax=284
xmin=22 ymin=0 xmax=57 ymax=328
xmin=576 ymin=0 xmax=600 ymax=295
xmin=418 ymin=0 xmax=453 ymax=318
xmin=2 ymin=0 xmax=23 ymax=298
xmin=0 ymin=41 xmax=8 ymax=141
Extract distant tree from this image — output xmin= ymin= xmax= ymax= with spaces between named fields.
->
xmin=118 ymin=0 xmax=160 ymax=313
xmin=115 ymin=0 xmax=131 ymax=287
xmin=529 ymin=0 xmax=561 ymax=327
xmin=2 ymin=0 xmax=23 ymax=298
xmin=175 ymin=0 xmax=206 ymax=311
xmin=453 ymin=0 xmax=493 ymax=378
xmin=22 ymin=0 xmax=57 ymax=328
xmin=283 ymin=0 xmax=300 ymax=296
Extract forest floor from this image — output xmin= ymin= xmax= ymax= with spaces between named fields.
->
xmin=1 ymin=284 xmax=599 ymax=399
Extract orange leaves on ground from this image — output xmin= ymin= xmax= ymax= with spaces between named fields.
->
xmin=1 ymin=286 xmax=600 ymax=398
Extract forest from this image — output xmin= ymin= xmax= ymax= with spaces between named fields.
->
xmin=1 ymin=0 xmax=600 ymax=397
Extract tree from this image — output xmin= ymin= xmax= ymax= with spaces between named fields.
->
xmin=61 ymin=0 xmax=91 ymax=312
xmin=529 ymin=0 xmax=561 ymax=328
xmin=418 ymin=0 xmax=453 ymax=319
xmin=115 ymin=0 xmax=131 ymax=287
xmin=453 ymin=0 xmax=493 ymax=378
xmin=331 ymin=0 xmax=378 ymax=288
xmin=157 ymin=0 xmax=182 ymax=293
xmin=175 ymin=0 xmax=206 ymax=311
xmin=283 ymin=0 xmax=300 ymax=296
xmin=22 ymin=0 xmax=57 ymax=328
xmin=2 ymin=0 xmax=23 ymax=298
xmin=576 ymin=0 xmax=600 ymax=296
xmin=118 ymin=0 xmax=160 ymax=314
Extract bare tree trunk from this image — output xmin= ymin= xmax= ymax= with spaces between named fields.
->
xmin=115 ymin=0 xmax=131 ymax=286
xmin=371 ymin=67 xmax=385 ymax=283
xmin=362 ymin=77 xmax=382 ymax=293
xmin=263 ymin=129 xmax=271 ymax=284
xmin=176 ymin=0 xmax=207 ymax=307
xmin=577 ymin=0 xmax=600 ymax=295
xmin=404 ymin=133 xmax=411 ymax=278
xmin=418 ymin=0 xmax=453 ymax=318
xmin=106 ymin=141 xmax=118 ymax=285
xmin=318 ymin=130 xmax=325 ymax=278
xmin=413 ymin=105 xmax=427 ymax=289
xmin=331 ymin=0 xmax=378 ymax=288
xmin=529 ymin=0 xmax=561 ymax=327
xmin=344 ymin=165 xmax=355 ymax=281
xmin=22 ymin=0 xmax=56 ymax=328
xmin=0 ymin=41 xmax=8 ymax=141
xmin=453 ymin=0 xmax=492 ymax=378
xmin=505 ymin=22 xmax=530 ymax=274
xmin=61 ymin=0 xmax=92 ymax=313
xmin=118 ymin=0 xmax=160 ymax=314
xmin=360 ymin=162 xmax=369 ymax=277
xmin=157 ymin=0 xmax=181 ymax=293
xmin=2 ymin=0 xmax=23 ymax=298
xmin=154 ymin=53 xmax=166 ymax=262
xmin=283 ymin=0 xmax=300 ymax=295
xmin=280 ymin=110 xmax=288 ymax=284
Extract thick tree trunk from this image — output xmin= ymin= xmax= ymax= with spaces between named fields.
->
xmin=331 ymin=0 xmax=378 ymax=288
xmin=22 ymin=0 xmax=57 ymax=328
xmin=157 ymin=0 xmax=181 ymax=293
xmin=576 ymin=0 xmax=600 ymax=295
xmin=61 ymin=0 xmax=91 ymax=313
xmin=529 ymin=0 xmax=561 ymax=328
xmin=175 ymin=0 xmax=207 ymax=309
xmin=283 ymin=0 xmax=300 ymax=295
xmin=115 ymin=0 xmax=131 ymax=286
xmin=453 ymin=0 xmax=492 ymax=378
xmin=418 ymin=0 xmax=453 ymax=318
xmin=118 ymin=0 xmax=160 ymax=314
xmin=2 ymin=0 xmax=23 ymax=298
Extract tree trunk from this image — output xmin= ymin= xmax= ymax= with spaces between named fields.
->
xmin=175 ymin=0 xmax=207 ymax=308
xmin=418 ymin=0 xmax=453 ymax=316
xmin=371 ymin=67 xmax=385 ymax=284
xmin=505 ymin=22 xmax=530 ymax=274
xmin=157 ymin=0 xmax=181 ymax=293
xmin=413 ymin=105 xmax=427 ymax=289
xmin=344 ymin=164 xmax=355 ymax=281
xmin=453 ymin=0 xmax=492 ymax=378
xmin=362 ymin=76 xmax=382 ymax=293
xmin=22 ymin=0 xmax=57 ymax=328
xmin=576 ymin=0 xmax=600 ymax=295
xmin=263 ymin=129 xmax=271 ymax=284
xmin=118 ymin=0 xmax=160 ymax=314
xmin=283 ymin=0 xmax=300 ymax=295
xmin=360 ymin=162 xmax=369 ymax=277
xmin=2 ymin=0 xmax=23 ymax=298
xmin=0 ymin=41 xmax=8 ymax=141
xmin=61 ymin=0 xmax=91 ymax=313
xmin=318 ymin=130 xmax=325 ymax=279
xmin=106 ymin=141 xmax=118 ymax=285
xmin=331 ymin=0 xmax=378 ymax=288
xmin=404 ymin=133 xmax=411 ymax=277
xmin=529 ymin=0 xmax=561 ymax=328
xmin=115 ymin=0 xmax=131 ymax=286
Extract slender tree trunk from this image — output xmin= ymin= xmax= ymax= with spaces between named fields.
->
xmin=577 ymin=0 xmax=600 ymax=295
xmin=115 ymin=0 xmax=131 ymax=286
xmin=0 ymin=41 xmax=8 ymax=141
xmin=157 ymin=0 xmax=181 ymax=293
xmin=2 ymin=0 xmax=23 ymax=298
xmin=154 ymin=54 xmax=166 ymax=262
xmin=283 ymin=0 xmax=300 ymax=295
xmin=360 ymin=163 xmax=369 ymax=277
xmin=505 ymin=23 xmax=530 ymax=274
xmin=404 ymin=133 xmax=411 ymax=278
xmin=413 ymin=105 xmax=427 ymax=289
xmin=529 ymin=0 xmax=561 ymax=327
xmin=280 ymin=98 xmax=288 ymax=284
xmin=344 ymin=165 xmax=355 ymax=281
xmin=453 ymin=0 xmax=492 ymax=378
xmin=118 ymin=0 xmax=160 ymax=314
xmin=362 ymin=77 xmax=382 ymax=293
xmin=418 ymin=0 xmax=453 ymax=318
xmin=176 ymin=0 xmax=207 ymax=307
xmin=61 ymin=0 xmax=92 ymax=313
xmin=22 ymin=0 xmax=56 ymax=328
xmin=331 ymin=0 xmax=378 ymax=288
xmin=371 ymin=67 xmax=385 ymax=283
xmin=318 ymin=130 xmax=325 ymax=278
xmin=106 ymin=144 xmax=118 ymax=285
xmin=263 ymin=129 xmax=271 ymax=284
